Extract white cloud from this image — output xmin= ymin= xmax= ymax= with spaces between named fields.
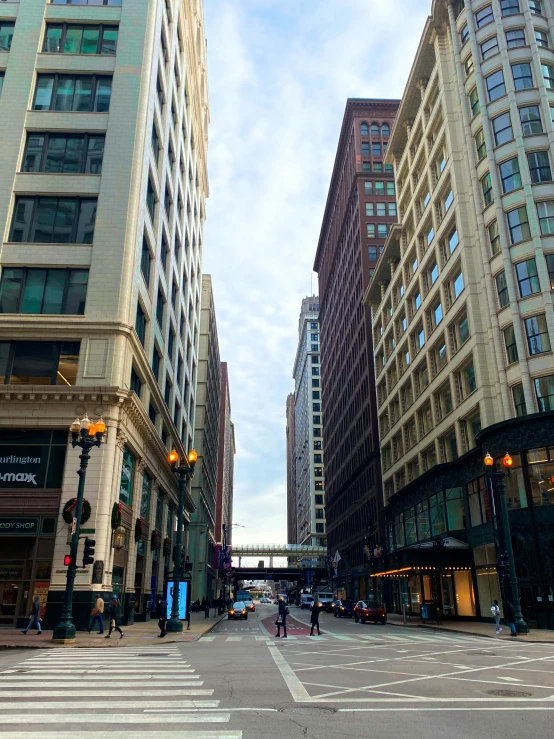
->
xmin=202 ymin=0 xmax=430 ymax=545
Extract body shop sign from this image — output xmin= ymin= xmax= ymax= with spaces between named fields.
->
xmin=0 ymin=448 xmax=48 ymax=488
xmin=0 ymin=518 xmax=39 ymax=534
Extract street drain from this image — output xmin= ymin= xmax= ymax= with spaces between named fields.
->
xmin=487 ymin=689 xmax=533 ymax=698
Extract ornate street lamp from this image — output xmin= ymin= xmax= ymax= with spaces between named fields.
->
xmin=165 ymin=448 xmax=197 ymax=633
xmin=52 ymin=414 xmax=106 ymax=642
xmin=484 ymin=451 xmax=529 ymax=634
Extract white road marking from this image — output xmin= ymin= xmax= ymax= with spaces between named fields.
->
xmin=498 ymin=676 xmax=522 ymax=682
xmin=0 ymin=690 xmax=214 ymax=697
xmin=0 ymin=701 xmax=220 ymax=709
xmin=332 ymin=636 xmax=354 ymax=641
xmin=255 ymin=636 xmax=267 ymax=641
xmin=0 ymin=714 xmax=231 ymax=724
xmin=268 ymin=646 xmax=311 ymax=702
xmin=337 ymin=707 xmax=554 ymax=712
xmin=0 ymin=681 xmax=203 ymax=688
xmin=200 ymin=637 xmax=216 ymax=642
xmin=2 ymin=734 xmax=243 ymax=739
xmin=226 ymin=637 xmax=242 ymax=642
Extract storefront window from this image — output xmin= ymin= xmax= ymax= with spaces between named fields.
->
xmin=527 ymin=447 xmax=554 ymax=506
xmin=416 ymin=501 xmax=430 ymax=540
xmin=474 ymin=544 xmax=500 ymax=617
xmin=404 ymin=507 xmax=417 ymax=545
xmin=155 ymin=490 xmax=163 ymax=531
xmin=454 ymin=570 xmax=477 ymax=616
xmin=119 ymin=448 xmax=134 ymax=506
xmin=504 ymin=454 xmax=527 ymax=509
xmin=429 ymin=493 xmax=446 ymax=536
xmin=440 ymin=572 xmax=455 ymax=616
xmin=140 ymin=472 xmax=151 ymax=518
xmin=394 ymin=512 xmax=405 ymax=548
xmin=446 ymin=487 xmax=466 ymax=530
xmin=467 ymin=476 xmax=492 ymax=526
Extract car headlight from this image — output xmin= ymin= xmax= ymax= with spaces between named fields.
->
xmin=229 ymin=610 xmax=234 ymax=614
xmin=340 ymin=607 xmax=344 ymax=610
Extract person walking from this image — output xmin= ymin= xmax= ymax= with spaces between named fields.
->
xmin=105 ymin=596 xmax=124 ymax=639
xmin=21 ymin=595 xmax=42 ymax=635
xmin=310 ymin=600 xmax=321 ymax=636
xmin=505 ymin=600 xmax=517 ymax=637
xmin=157 ymin=597 xmax=167 ymax=638
xmin=204 ymin=598 xmax=210 ymax=619
xmin=275 ymin=596 xmax=288 ymax=638
xmin=491 ymin=599 xmax=502 ymax=633
xmin=87 ymin=595 xmax=105 ymax=634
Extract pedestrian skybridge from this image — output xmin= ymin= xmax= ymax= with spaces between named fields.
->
xmin=232 ymin=544 xmax=327 ymax=557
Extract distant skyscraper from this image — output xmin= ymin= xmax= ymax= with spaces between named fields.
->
xmin=314 ymin=99 xmax=399 ymax=598
xmin=286 ymin=392 xmax=297 ymax=545
xmin=189 ymin=276 xmax=220 ymax=602
xmin=216 ymin=362 xmax=235 ymax=545
xmin=292 ymin=296 xmax=326 ymax=547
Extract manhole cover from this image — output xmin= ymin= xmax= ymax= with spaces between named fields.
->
xmin=487 ymin=689 xmax=533 ymax=698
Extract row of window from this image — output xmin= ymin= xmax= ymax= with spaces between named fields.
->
xmin=487 ymin=200 xmax=554 ymax=256
xmin=476 ymin=104 xmax=553 ymax=165
xmin=0 ymin=268 xmax=88 ymax=315
xmin=22 ymin=132 xmax=105 ymax=174
xmin=365 ymin=202 xmax=397 ymax=217
xmin=34 ymin=74 xmax=112 ymax=113
xmin=482 ymin=149 xmax=551 ymax=204
xmin=10 ymin=196 xmax=96 ymax=244
xmin=361 ymin=141 xmax=387 ymax=157
xmin=479 ymin=26 xmax=551 ymax=63
xmin=361 ymin=162 xmax=393 ymax=174
xmin=496 ymin=254 xmax=554 ymax=307
xmin=360 ymin=122 xmax=390 ymax=137
xmin=461 ymin=0 xmax=544 ymax=45
xmin=367 ymin=223 xmax=392 ymax=239
xmin=469 ymin=62 xmax=554 ymax=116
xmin=364 ymin=181 xmax=395 ymax=196
xmin=43 ymin=23 xmax=118 ymax=56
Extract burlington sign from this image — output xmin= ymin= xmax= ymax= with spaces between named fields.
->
xmin=0 ymin=448 xmax=47 ymax=488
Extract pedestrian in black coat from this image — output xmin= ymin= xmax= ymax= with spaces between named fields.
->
xmin=157 ymin=598 xmax=167 ymax=637
xmin=310 ymin=601 xmax=321 ymax=636
xmin=105 ymin=596 xmax=124 ymax=639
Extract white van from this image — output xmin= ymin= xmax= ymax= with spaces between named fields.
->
xmin=300 ymin=594 xmax=314 ymax=610
xmin=315 ymin=592 xmax=334 ymax=612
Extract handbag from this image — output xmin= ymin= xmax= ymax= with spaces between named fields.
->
xmin=110 ymin=619 xmax=116 ymax=627
xmin=91 ymin=607 xmax=98 ymax=616
xmin=285 ymin=607 xmax=290 ymax=616
xmin=275 ymin=616 xmax=283 ymax=625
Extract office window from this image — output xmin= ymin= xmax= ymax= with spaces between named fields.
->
xmin=546 ymin=254 xmax=554 ymax=288
xmin=496 ymin=271 xmax=509 ymax=308
xmin=0 ymin=73 xmax=3 ymax=99
xmin=519 ymin=104 xmax=542 ymax=135
xmin=528 ymin=151 xmax=552 ymax=183
xmin=529 ymin=0 xmax=543 ymax=14
xmin=453 ymin=271 xmax=464 ymax=299
xmin=492 ymin=112 xmax=513 ymax=145
xmin=488 ymin=220 xmax=500 ymax=255
xmin=363 ymin=161 xmax=371 ymax=171
xmin=499 ymin=157 xmax=522 ymax=193
xmin=542 ymin=63 xmax=554 ymax=89
xmin=481 ymin=35 xmax=499 ymax=60
xmin=500 ymin=0 xmax=519 ymax=14
xmin=375 ymin=181 xmax=385 ymax=195
xmin=9 ymin=196 xmax=96 ymax=244
xmin=388 ymin=202 xmax=397 ymax=217
xmin=364 ymin=182 xmax=373 ymax=195
xmin=451 ymin=310 xmax=470 ymax=352
xmin=371 ymin=123 xmax=379 ymax=136
xmin=372 ymin=142 xmax=381 ymax=156
xmin=535 ymin=375 xmax=554 ymax=411
xmin=0 ymin=341 xmax=80 ymax=386
xmin=504 ymin=325 xmax=519 ymax=364
xmin=367 ymin=224 xmax=375 ymax=238
xmin=414 ymin=291 xmax=422 ymax=311
xmin=475 ymin=129 xmax=486 ymax=161
xmin=130 ymin=366 xmax=142 ymax=396
xmin=0 ymin=22 xmax=14 ymax=51
xmin=151 ymin=124 xmax=160 ymax=161
xmin=360 ymin=122 xmax=369 ymax=136
xmin=22 ymin=133 xmax=105 ymax=174
xmin=475 ymin=5 xmax=494 ymax=27
xmin=365 ymin=202 xmax=374 ymax=216
xmin=0 ymin=268 xmax=88 ymax=315
xmin=512 ymin=62 xmax=533 ymax=90
xmin=507 ymin=206 xmax=531 ymax=243
xmin=537 ymin=201 xmax=554 ymax=235
xmin=361 ymin=142 xmax=370 ymax=156
xmin=167 ymin=329 xmax=175 ymax=363
xmin=135 ymin=303 xmax=146 ymax=346
xmin=469 ymin=87 xmax=480 ymax=116
xmin=387 ymin=182 xmax=395 ymax=196
xmin=486 ymin=70 xmax=506 ymax=101
xmin=535 ymin=29 xmax=550 ymax=48
xmin=141 ymin=236 xmax=151 ymax=286
xmin=505 ymin=28 xmax=526 ymax=48
xmin=378 ymin=224 xmax=388 ymax=238
xmin=481 ymin=172 xmax=493 ymax=206
xmin=146 ymin=177 xmax=156 ymax=221
xmin=430 ymin=261 xmax=438 ymax=284
xmin=512 ymin=383 xmax=527 ymax=416
xmin=433 ymin=301 xmax=443 ymax=327
xmin=155 ymin=288 xmax=164 ymax=328
xmin=368 ymin=246 xmax=377 ymax=260
xmin=43 ymin=24 xmax=118 ymax=55
xmin=376 ymin=202 xmax=386 ymax=216
xmin=152 ymin=347 xmax=161 ymax=381
xmin=525 ymin=314 xmax=551 ymax=355
xmin=461 ymin=24 xmax=469 ymax=44
xmin=464 ymin=55 xmax=474 ymax=78
xmin=33 ymin=74 xmax=112 ymax=112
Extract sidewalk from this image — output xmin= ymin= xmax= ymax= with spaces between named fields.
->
xmin=386 ymin=612 xmax=554 ymax=643
xmin=0 ymin=611 xmax=225 ymax=650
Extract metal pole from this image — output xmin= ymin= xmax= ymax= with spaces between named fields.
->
xmin=52 ymin=433 xmax=91 ymax=642
xmin=495 ymin=472 xmax=529 ymax=634
xmin=166 ymin=466 xmax=186 ymax=633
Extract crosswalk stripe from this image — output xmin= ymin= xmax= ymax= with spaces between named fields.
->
xmin=225 ymin=637 xmax=242 ymax=641
xmin=331 ymin=635 xmax=354 ymax=641
xmin=6 ymin=734 xmax=244 ymax=739
xmin=0 ymin=714 xmax=231 ymax=724
xmin=0 ymin=690 xmax=214 ymax=697
xmin=0 ymin=701 xmax=220 ymax=710
xmin=9 ymin=669 xmax=196 ymax=674
xmin=255 ymin=636 xmax=267 ymax=641
xmin=307 ymin=636 xmax=327 ymax=641
xmin=0 ymin=681 xmax=203 ymax=687
xmin=200 ymin=636 xmax=216 ymax=642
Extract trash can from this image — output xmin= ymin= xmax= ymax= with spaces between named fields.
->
xmin=421 ymin=601 xmax=437 ymax=622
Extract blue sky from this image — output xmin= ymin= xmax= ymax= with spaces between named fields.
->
xmin=202 ymin=0 xmax=430 ymax=545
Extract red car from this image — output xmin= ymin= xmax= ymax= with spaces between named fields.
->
xmin=353 ymin=600 xmax=387 ymax=624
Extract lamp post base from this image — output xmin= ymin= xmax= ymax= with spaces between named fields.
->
xmin=52 ymin=624 xmax=76 ymax=643
xmin=515 ymin=619 xmax=530 ymax=634
xmin=165 ymin=618 xmax=183 ymax=634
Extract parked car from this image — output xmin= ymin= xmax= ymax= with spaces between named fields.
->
xmin=300 ymin=594 xmax=314 ymax=610
xmin=333 ymin=599 xmax=354 ymax=618
xmin=353 ymin=600 xmax=387 ymax=624
xmin=228 ymin=601 xmax=248 ymax=620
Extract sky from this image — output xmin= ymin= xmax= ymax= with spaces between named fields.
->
xmin=202 ymin=0 xmax=430 ymax=546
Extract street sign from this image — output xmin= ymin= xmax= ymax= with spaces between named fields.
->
xmin=71 ymin=517 xmax=77 ymax=535
xmin=333 ymin=551 xmax=341 ymax=564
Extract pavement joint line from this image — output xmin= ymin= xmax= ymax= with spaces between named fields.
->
xmin=336 ymin=707 xmax=554 ymax=712
xmin=444 ymin=676 xmax=554 ymax=690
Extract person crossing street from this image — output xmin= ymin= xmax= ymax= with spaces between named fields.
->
xmin=275 ymin=596 xmax=288 ymax=638
xmin=310 ymin=599 xmax=322 ymax=636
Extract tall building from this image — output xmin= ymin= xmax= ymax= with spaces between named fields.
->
xmin=215 ymin=362 xmax=235 ymax=545
xmin=292 ymin=296 xmax=327 ymax=547
xmin=314 ymin=99 xmax=399 ymax=599
xmin=365 ymin=0 xmax=554 ymax=629
xmin=0 ymin=0 xmax=209 ymax=629
xmin=285 ymin=392 xmax=297 ymax=544
xmin=190 ymin=276 xmax=220 ymax=602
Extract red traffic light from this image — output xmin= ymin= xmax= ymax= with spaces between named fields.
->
xmin=63 ymin=554 xmax=75 ymax=566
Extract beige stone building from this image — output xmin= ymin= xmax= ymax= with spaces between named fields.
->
xmin=0 ymin=0 xmax=209 ymax=628
xmin=365 ymin=0 xmax=554 ymax=628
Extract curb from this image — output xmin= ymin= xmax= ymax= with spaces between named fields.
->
xmin=387 ymin=620 xmax=554 ymax=644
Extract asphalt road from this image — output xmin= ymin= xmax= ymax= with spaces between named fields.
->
xmin=1 ymin=603 xmax=553 ymax=738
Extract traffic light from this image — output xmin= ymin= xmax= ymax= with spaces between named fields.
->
xmin=497 ymin=552 xmax=509 ymax=577
xmin=64 ymin=553 xmax=75 ymax=567
xmin=83 ymin=537 xmax=96 ymax=567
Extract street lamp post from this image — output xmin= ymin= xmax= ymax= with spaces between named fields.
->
xmin=221 ymin=523 xmax=243 ymax=605
xmin=166 ymin=448 xmax=197 ymax=633
xmin=484 ymin=452 xmax=529 ymax=634
xmin=52 ymin=414 xmax=106 ymax=643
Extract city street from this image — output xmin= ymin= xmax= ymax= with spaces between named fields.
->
xmin=1 ymin=603 xmax=553 ymax=738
